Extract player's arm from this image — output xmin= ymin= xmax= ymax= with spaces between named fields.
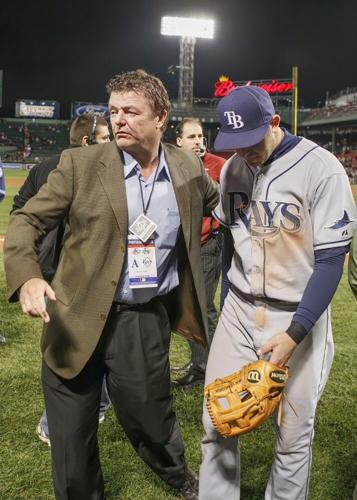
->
xmin=4 ymin=150 xmax=74 ymax=319
xmin=348 ymin=233 xmax=357 ymax=299
xmin=259 ymin=168 xmax=356 ymax=366
xmin=258 ymin=246 xmax=347 ymax=365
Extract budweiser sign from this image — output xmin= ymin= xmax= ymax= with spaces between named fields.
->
xmin=214 ymin=75 xmax=294 ymax=98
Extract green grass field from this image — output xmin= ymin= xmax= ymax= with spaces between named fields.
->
xmin=0 ymin=169 xmax=28 ymax=234
xmin=0 ymin=169 xmax=356 ymax=499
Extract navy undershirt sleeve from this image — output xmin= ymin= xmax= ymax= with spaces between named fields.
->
xmin=287 ymin=246 xmax=348 ymax=344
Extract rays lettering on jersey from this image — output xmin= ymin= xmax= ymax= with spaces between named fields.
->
xmin=228 ymin=191 xmax=301 ymax=233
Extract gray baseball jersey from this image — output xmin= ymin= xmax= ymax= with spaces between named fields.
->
xmin=213 ymin=137 xmax=357 ymax=302
xmin=200 ymin=137 xmax=356 ymax=499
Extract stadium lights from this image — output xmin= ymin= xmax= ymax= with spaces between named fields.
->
xmin=161 ymin=16 xmax=215 ymax=106
xmin=160 ymin=16 xmax=215 ymax=39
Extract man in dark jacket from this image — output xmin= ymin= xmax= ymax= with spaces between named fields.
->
xmin=12 ymin=114 xmax=111 ymax=445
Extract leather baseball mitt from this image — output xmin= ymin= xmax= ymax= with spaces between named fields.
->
xmin=204 ymin=359 xmax=288 ymax=437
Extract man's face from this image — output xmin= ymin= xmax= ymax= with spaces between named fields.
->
xmin=235 ymin=124 xmax=278 ymax=168
xmin=109 ymin=91 xmax=166 ymax=152
xmin=95 ymin=125 xmax=110 ymax=144
xmin=177 ymin=122 xmax=205 ymax=155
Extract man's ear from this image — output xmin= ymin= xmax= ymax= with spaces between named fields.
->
xmin=271 ymin=114 xmax=281 ymax=128
xmin=176 ymin=136 xmax=183 ymax=147
xmin=156 ymin=110 xmax=168 ymax=130
xmin=81 ymin=136 xmax=89 ymax=146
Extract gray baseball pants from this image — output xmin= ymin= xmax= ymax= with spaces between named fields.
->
xmin=199 ymin=290 xmax=334 ymax=500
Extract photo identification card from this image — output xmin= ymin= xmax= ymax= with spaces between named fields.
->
xmin=127 ymin=235 xmax=158 ymax=289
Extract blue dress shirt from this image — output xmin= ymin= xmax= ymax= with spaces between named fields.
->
xmin=115 ymin=148 xmax=181 ymax=304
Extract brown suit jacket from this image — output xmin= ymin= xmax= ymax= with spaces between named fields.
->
xmin=4 ymin=141 xmax=219 ymax=379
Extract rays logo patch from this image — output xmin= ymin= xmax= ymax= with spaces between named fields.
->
xmin=325 ymin=210 xmax=356 ymax=230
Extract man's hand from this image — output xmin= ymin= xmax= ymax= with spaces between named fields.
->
xmin=19 ymin=278 xmax=56 ymax=323
xmin=257 ymin=332 xmax=297 ymax=366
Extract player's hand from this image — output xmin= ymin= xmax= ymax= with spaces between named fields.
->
xmin=19 ymin=278 xmax=56 ymax=323
xmin=257 ymin=332 xmax=297 ymax=366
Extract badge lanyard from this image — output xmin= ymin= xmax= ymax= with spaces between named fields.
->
xmin=138 ymin=164 xmax=159 ymax=215
xmin=127 ymin=165 xmax=160 ymax=288
xmin=129 ymin=165 xmax=159 ymax=243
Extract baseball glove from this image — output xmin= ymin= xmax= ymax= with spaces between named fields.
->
xmin=204 ymin=359 xmax=288 ymax=438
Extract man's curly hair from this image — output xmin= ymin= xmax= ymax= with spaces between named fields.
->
xmin=106 ymin=69 xmax=171 ymax=131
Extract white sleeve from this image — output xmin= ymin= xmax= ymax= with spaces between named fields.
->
xmin=311 ymin=172 xmax=357 ymax=250
xmin=212 ymin=156 xmax=244 ymax=228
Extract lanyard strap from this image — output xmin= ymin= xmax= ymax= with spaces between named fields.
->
xmin=138 ymin=165 xmax=159 ymax=215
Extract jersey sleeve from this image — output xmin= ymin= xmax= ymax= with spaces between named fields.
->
xmin=212 ymin=156 xmax=243 ymax=228
xmin=311 ymin=172 xmax=357 ymax=250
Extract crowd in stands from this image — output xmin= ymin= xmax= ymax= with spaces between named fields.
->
xmin=306 ymin=102 xmax=357 ymax=121
xmin=0 ymin=118 xmax=69 ymax=163
xmin=302 ymin=128 xmax=357 ymax=181
xmin=1 ymin=113 xmax=357 ymax=182
xmin=336 ymin=149 xmax=357 ymax=182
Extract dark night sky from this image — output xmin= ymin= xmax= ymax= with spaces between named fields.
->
xmin=1 ymin=0 xmax=356 ymax=118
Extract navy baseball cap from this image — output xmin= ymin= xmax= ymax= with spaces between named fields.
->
xmin=214 ymin=86 xmax=275 ymax=151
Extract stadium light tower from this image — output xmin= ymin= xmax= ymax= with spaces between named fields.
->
xmin=161 ymin=16 xmax=215 ymax=107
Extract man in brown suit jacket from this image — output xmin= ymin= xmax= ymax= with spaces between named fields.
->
xmin=4 ymin=70 xmax=218 ymax=500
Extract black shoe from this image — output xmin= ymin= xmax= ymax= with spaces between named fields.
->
xmin=170 ymin=361 xmax=193 ymax=374
xmin=175 ymin=469 xmax=198 ymax=499
xmin=172 ymin=368 xmax=205 ymax=389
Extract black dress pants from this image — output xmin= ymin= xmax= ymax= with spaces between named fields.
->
xmin=42 ymin=299 xmax=187 ymax=500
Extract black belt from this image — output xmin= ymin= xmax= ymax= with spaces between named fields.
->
xmin=111 ymin=302 xmax=143 ymax=312
xmin=112 ymin=294 xmax=163 ymax=313
xmin=230 ymin=284 xmax=299 ymax=312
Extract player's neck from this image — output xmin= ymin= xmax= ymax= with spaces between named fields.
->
xmin=273 ymin=127 xmax=284 ymax=150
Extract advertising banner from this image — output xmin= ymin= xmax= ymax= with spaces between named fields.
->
xmin=71 ymin=102 xmax=109 ymax=120
xmin=15 ymin=99 xmax=60 ymax=119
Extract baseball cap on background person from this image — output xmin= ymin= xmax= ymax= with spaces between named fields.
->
xmin=214 ymin=86 xmax=275 ymax=151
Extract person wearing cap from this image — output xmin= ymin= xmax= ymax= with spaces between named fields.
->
xmin=199 ymin=86 xmax=357 ymax=499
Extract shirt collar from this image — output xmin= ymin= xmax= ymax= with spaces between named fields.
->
xmin=263 ymin=128 xmax=302 ymax=167
xmin=122 ymin=145 xmax=171 ymax=182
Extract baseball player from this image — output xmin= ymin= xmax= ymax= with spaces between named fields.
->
xmin=199 ymin=86 xmax=357 ymax=499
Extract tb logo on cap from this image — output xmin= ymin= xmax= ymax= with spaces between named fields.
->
xmin=224 ymin=111 xmax=244 ymax=129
